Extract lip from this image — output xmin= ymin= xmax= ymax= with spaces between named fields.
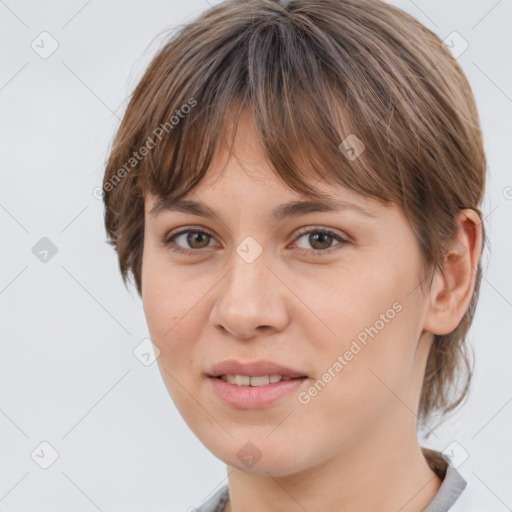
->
xmin=206 ymin=359 xmax=309 ymax=409
xmin=206 ymin=359 xmax=308 ymax=379
xmin=208 ymin=376 xmax=308 ymax=409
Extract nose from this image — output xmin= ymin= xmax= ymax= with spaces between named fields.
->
xmin=209 ymin=248 xmax=290 ymax=341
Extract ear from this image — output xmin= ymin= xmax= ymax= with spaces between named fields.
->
xmin=423 ymin=209 xmax=483 ymax=335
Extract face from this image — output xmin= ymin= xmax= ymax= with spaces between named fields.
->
xmin=141 ymin=111 xmax=434 ymax=476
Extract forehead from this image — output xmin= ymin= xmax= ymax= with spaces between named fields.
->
xmin=145 ymin=179 xmax=384 ymax=223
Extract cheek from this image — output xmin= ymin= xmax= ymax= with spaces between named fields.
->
xmin=144 ymin=289 xmax=196 ymax=360
xmin=142 ymin=255 xmax=196 ymax=369
xmin=302 ymin=256 xmax=423 ymax=418
xmin=304 ymin=256 xmax=414 ymax=354
xmin=142 ymin=272 xmax=207 ymax=425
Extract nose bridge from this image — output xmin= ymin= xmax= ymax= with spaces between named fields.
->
xmin=223 ymin=240 xmax=271 ymax=312
xmin=210 ymin=238 xmax=289 ymax=338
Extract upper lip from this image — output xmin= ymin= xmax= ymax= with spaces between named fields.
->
xmin=207 ymin=359 xmax=308 ymax=378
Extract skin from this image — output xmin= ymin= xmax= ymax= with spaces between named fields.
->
xmin=141 ymin=110 xmax=482 ymax=512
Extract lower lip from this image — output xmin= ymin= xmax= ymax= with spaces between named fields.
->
xmin=208 ymin=377 xmax=308 ymax=409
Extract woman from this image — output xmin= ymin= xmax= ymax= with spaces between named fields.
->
xmin=102 ymin=0 xmax=490 ymax=509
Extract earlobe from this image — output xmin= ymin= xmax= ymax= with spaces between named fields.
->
xmin=423 ymin=209 xmax=483 ymax=336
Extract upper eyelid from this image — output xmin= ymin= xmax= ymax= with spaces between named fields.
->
xmin=165 ymin=225 xmax=215 ymax=241
xmin=165 ymin=224 xmax=346 ymax=238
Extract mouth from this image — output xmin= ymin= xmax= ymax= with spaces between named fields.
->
xmin=205 ymin=359 xmax=309 ymax=408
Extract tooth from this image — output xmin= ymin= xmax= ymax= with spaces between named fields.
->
xmin=235 ymin=375 xmax=251 ymax=386
xmin=250 ymin=376 xmax=270 ymax=386
xmin=222 ymin=374 xmax=297 ymax=386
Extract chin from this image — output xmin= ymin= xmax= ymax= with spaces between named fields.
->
xmin=202 ymin=435 xmax=314 ymax=477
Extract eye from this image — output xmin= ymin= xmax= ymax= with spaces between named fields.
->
xmin=162 ymin=226 xmax=349 ymax=256
xmin=291 ymin=227 xmax=349 ymax=255
xmin=163 ymin=228 xmax=216 ymax=255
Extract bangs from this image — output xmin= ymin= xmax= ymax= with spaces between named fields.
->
xmin=135 ymin=7 xmax=408 ymax=208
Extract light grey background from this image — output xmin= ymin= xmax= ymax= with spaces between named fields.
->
xmin=1 ymin=0 xmax=511 ymax=510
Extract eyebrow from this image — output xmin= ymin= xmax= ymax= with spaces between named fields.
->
xmin=148 ymin=196 xmax=378 ymax=221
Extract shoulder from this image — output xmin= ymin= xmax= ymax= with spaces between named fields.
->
xmin=193 ymin=485 xmax=229 ymax=512
xmin=422 ymin=447 xmax=498 ymax=512
xmin=447 ymin=478 xmax=499 ymax=511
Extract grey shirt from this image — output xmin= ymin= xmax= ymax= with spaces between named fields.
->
xmin=194 ymin=450 xmax=467 ymax=512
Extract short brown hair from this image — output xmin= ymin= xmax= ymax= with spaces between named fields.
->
xmin=102 ymin=0 xmax=487 ymax=427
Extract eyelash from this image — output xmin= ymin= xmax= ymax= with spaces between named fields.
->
xmin=162 ymin=226 xmax=349 ymax=257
